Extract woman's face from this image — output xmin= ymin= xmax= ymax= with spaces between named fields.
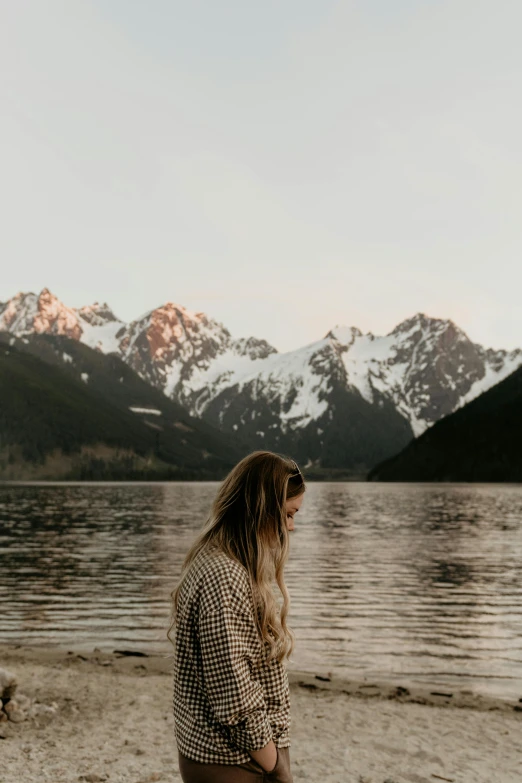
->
xmin=285 ymin=492 xmax=304 ymax=532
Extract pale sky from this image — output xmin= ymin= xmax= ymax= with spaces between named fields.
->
xmin=1 ymin=0 xmax=521 ymax=352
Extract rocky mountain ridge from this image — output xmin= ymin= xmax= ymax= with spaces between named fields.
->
xmin=2 ymin=287 xmax=521 ymax=471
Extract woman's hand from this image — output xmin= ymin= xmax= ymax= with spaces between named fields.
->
xmin=249 ymin=739 xmax=278 ymax=772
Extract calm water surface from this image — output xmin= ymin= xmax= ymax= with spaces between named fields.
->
xmin=1 ymin=482 xmax=521 ymax=701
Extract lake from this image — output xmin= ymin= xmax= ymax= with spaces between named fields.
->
xmin=1 ymin=481 xmax=521 ymax=702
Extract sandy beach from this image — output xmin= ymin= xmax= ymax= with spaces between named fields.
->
xmin=0 ymin=643 xmax=521 ymax=783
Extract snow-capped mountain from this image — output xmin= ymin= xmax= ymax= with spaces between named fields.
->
xmin=116 ymin=302 xmax=277 ymax=396
xmin=0 ymin=289 xmax=84 ymax=340
xmin=327 ymin=314 xmax=522 ymax=436
xmin=2 ymin=288 xmax=521 ymax=471
xmin=0 ymin=289 xmax=123 ymax=351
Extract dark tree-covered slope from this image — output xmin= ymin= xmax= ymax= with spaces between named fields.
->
xmin=368 ymin=366 xmax=522 ymax=482
xmin=0 ymin=335 xmax=245 ymax=480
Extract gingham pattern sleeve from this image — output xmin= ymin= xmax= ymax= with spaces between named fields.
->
xmin=199 ymin=603 xmax=273 ymax=750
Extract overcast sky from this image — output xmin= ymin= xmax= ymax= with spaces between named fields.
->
xmin=1 ymin=0 xmax=521 ymax=352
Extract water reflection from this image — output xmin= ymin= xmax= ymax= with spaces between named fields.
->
xmin=1 ymin=482 xmax=521 ymax=700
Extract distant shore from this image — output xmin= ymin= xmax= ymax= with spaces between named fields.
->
xmin=0 ymin=467 xmax=369 ymax=483
xmin=1 ymin=643 xmax=521 ymax=783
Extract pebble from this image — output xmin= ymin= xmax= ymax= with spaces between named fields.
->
xmin=6 ymin=709 xmax=26 ymax=723
xmin=31 ymin=702 xmax=58 ymax=716
xmin=16 ymin=692 xmax=32 ymax=708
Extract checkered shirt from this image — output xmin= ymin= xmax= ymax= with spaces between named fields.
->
xmin=172 ymin=546 xmax=291 ymax=765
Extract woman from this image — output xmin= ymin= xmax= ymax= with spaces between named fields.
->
xmin=168 ymin=450 xmax=305 ymax=782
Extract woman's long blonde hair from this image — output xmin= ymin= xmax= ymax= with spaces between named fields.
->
xmin=167 ymin=450 xmax=305 ymax=664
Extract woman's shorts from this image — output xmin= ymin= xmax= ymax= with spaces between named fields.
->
xmin=178 ymin=745 xmax=293 ymax=782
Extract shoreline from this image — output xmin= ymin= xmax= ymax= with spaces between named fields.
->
xmin=1 ymin=643 xmax=520 ymax=715
xmin=1 ymin=643 xmax=521 ymax=783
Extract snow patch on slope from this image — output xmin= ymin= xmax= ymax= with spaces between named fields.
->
xmin=79 ymin=320 xmax=125 ymax=354
xmin=458 ymin=352 xmax=522 ymax=409
xmin=182 ymin=339 xmax=331 ymax=428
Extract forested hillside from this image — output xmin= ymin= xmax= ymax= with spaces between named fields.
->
xmin=368 ymin=366 xmax=522 ymax=482
xmin=0 ymin=335 xmax=244 ymax=480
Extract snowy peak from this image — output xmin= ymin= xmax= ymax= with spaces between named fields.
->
xmin=326 ymin=325 xmax=364 ymax=347
xmin=34 ymin=288 xmax=83 ymax=339
xmin=116 ymin=302 xmax=279 ymax=387
xmin=113 ymin=301 xmax=235 ymax=395
xmin=389 ymin=318 xmax=486 ymax=431
xmin=119 ymin=301 xmax=231 ymax=366
xmin=0 ymin=288 xmax=123 ymax=345
xmin=75 ymin=301 xmax=125 ymax=355
xmin=231 ymin=336 xmax=278 ymax=360
xmin=320 ymin=313 xmax=522 ymax=436
xmin=0 ymin=288 xmax=83 ymax=339
xmin=0 ymin=291 xmax=39 ymax=333
xmin=0 ymin=288 xmax=125 ymax=354
xmin=388 ymin=313 xmax=480 ymax=380
xmin=77 ymin=301 xmax=120 ymax=326
xmin=389 ymin=312 xmax=470 ymax=346
xmin=390 ymin=311 xmax=451 ymax=335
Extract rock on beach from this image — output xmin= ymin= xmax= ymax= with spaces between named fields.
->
xmin=0 ymin=667 xmax=18 ymax=701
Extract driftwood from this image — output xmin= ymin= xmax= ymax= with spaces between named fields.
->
xmin=113 ymin=649 xmax=149 ymax=657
